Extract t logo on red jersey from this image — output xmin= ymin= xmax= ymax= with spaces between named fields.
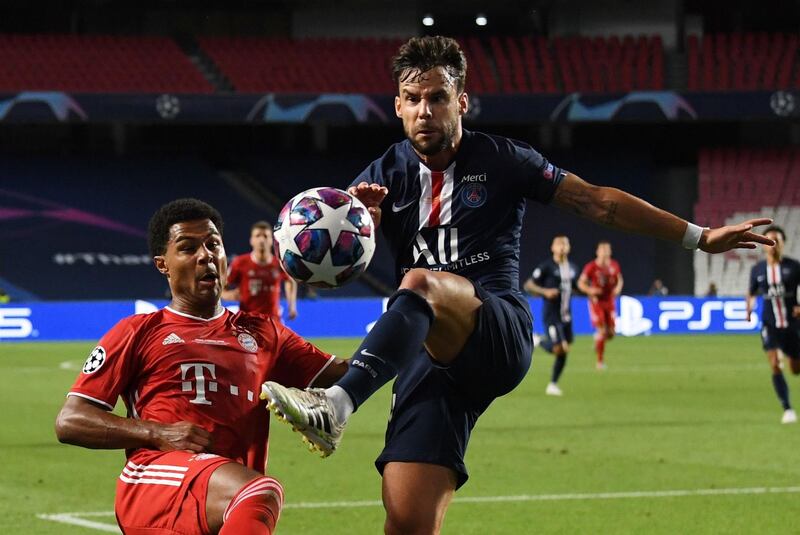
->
xmin=180 ymin=363 xmax=217 ymax=405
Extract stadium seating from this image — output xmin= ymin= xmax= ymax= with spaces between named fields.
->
xmin=199 ymin=34 xmax=663 ymax=95
xmin=694 ymin=147 xmax=800 ymax=295
xmin=0 ymin=34 xmax=213 ymax=93
xmin=687 ymin=32 xmax=798 ymax=91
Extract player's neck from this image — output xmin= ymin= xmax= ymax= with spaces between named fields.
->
xmin=415 ymin=127 xmax=462 ymax=171
xmin=252 ymin=250 xmax=271 ymax=264
xmin=596 ymin=258 xmax=610 ymax=267
xmin=168 ymin=297 xmax=224 ymax=320
xmin=553 ymin=254 xmax=567 ymax=264
xmin=766 ymin=254 xmax=782 ymax=266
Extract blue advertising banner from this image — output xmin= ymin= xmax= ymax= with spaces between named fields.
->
xmin=0 ymin=296 xmax=762 ymax=342
xmin=0 ymin=90 xmax=794 ymax=125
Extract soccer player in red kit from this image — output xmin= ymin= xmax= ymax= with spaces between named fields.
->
xmin=55 ymin=199 xmax=346 ymax=535
xmin=578 ymin=241 xmax=624 ymax=369
xmin=223 ymin=221 xmax=298 ymax=322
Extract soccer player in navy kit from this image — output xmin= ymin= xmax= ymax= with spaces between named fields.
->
xmin=262 ymin=36 xmax=773 ymax=534
xmin=524 ymin=235 xmax=579 ymax=396
xmin=746 ymin=226 xmax=800 ymax=424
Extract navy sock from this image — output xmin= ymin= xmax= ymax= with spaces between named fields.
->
xmin=551 ymin=354 xmax=567 ymax=383
xmin=772 ymin=373 xmax=791 ymax=410
xmin=336 ymin=289 xmax=434 ymax=411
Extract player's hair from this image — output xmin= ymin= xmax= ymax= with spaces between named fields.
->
xmin=251 ymin=220 xmax=273 ymax=232
xmin=392 ymin=36 xmax=467 ymax=92
xmin=764 ymin=225 xmax=786 ymax=241
xmin=148 ymin=198 xmax=224 ymax=257
xmin=597 ymin=240 xmax=611 ymax=246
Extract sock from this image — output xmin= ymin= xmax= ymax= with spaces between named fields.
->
xmin=772 ymin=373 xmax=791 ymax=411
xmin=594 ymin=334 xmax=605 ymax=363
xmin=336 ymin=289 xmax=434 ymax=410
xmin=551 ymin=354 xmax=568 ymax=383
xmin=220 ymin=476 xmax=283 ymax=534
xmin=325 ymin=385 xmax=354 ymax=422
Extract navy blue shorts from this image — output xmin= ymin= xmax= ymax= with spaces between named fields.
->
xmin=544 ymin=320 xmax=573 ymax=346
xmin=761 ymin=324 xmax=800 ymax=358
xmin=375 ymin=283 xmax=533 ymax=489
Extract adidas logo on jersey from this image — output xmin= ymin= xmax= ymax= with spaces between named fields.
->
xmin=162 ymin=333 xmax=185 ymax=345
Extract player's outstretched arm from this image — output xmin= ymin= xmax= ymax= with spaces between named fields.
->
xmin=55 ymin=395 xmax=212 ymax=452
xmin=552 ymin=173 xmax=774 ymax=252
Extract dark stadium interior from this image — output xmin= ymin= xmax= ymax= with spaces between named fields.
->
xmin=1 ymin=0 xmax=799 ymax=301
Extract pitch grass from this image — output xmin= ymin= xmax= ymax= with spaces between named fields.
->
xmin=2 ymin=335 xmax=798 ymax=534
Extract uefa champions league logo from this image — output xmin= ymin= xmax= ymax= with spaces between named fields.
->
xmin=82 ymin=346 xmax=107 ymax=374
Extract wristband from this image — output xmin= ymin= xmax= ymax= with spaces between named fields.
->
xmin=682 ymin=222 xmax=704 ymax=250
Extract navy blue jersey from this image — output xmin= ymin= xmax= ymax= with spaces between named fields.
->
xmin=749 ymin=257 xmax=800 ymax=328
xmin=531 ymin=258 xmax=579 ymax=323
xmin=352 ymin=129 xmax=565 ymax=295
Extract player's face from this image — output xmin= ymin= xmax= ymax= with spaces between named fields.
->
xmin=395 ymin=66 xmax=468 ymax=156
xmin=596 ymin=243 xmax=611 ymax=261
xmin=250 ymin=227 xmax=273 ymax=253
xmin=764 ymin=231 xmax=784 ymax=257
xmin=156 ymin=219 xmax=227 ymax=306
xmin=551 ymin=237 xmax=570 ymax=257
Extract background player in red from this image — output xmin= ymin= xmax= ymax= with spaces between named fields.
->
xmin=55 ymin=198 xmax=346 ymax=535
xmin=223 ymin=221 xmax=298 ymax=322
xmin=578 ymin=240 xmax=624 ymax=369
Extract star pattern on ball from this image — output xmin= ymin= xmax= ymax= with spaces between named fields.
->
xmin=305 ymin=199 xmax=362 ymax=247
xmin=303 ymin=250 xmax=350 ymax=287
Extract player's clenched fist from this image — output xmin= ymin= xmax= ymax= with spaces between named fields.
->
xmin=150 ymin=421 xmax=213 ymax=453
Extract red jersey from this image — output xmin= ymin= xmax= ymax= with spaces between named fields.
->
xmin=68 ymin=306 xmax=332 ymax=472
xmin=227 ymin=253 xmax=289 ymax=318
xmin=581 ymin=259 xmax=622 ymax=304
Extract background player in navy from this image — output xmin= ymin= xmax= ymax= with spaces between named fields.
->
xmin=746 ymin=226 xmax=800 ymax=424
xmin=524 ymin=235 xmax=579 ymax=396
xmin=262 ymin=36 xmax=774 ymax=534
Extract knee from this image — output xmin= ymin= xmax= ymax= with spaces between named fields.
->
xmin=399 ymin=268 xmax=437 ymax=298
xmin=384 ymin=508 xmax=439 ymax=535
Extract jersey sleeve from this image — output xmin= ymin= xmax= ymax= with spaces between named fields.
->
xmin=532 ymin=262 xmax=546 ymax=285
xmin=68 ymin=316 xmax=141 ymax=410
xmin=270 ymin=324 xmax=334 ymax=388
xmin=580 ymin=261 xmax=594 ymax=281
xmin=504 ymin=138 xmax=565 ymax=204
xmin=748 ymin=265 xmax=759 ymax=295
xmin=227 ymin=256 xmax=242 ymax=288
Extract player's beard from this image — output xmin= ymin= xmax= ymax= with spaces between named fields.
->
xmin=407 ymin=119 xmax=457 ymax=156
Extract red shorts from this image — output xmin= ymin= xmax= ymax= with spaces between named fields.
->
xmin=589 ymin=300 xmax=616 ymax=330
xmin=115 ymin=450 xmax=231 ymax=535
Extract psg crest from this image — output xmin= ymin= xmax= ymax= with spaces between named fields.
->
xmin=461 ymin=183 xmax=487 ymax=208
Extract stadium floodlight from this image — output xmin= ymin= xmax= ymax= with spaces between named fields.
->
xmin=422 ymin=14 xmax=434 ymax=27
xmin=475 ymin=14 xmax=487 ymax=26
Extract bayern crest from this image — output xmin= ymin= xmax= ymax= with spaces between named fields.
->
xmin=237 ymin=333 xmax=258 ymax=352
xmin=273 ymin=187 xmax=376 ymax=288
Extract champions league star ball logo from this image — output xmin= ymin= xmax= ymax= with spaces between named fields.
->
xmin=82 ymin=346 xmax=107 ymax=374
xmin=237 ymin=333 xmax=258 ymax=353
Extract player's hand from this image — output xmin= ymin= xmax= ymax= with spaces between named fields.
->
xmin=698 ymin=218 xmax=774 ymax=253
xmin=543 ymin=288 xmax=560 ymax=300
xmin=150 ymin=421 xmax=212 ymax=453
xmin=793 ymin=306 xmax=800 ymax=319
xmin=348 ymin=182 xmax=388 ymax=228
xmin=288 ymin=306 xmax=298 ymax=320
xmin=746 ymin=307 xmax=752 ymax=321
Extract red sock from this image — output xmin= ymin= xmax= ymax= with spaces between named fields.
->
xmin=219 ymin=476 xmax=284 ymax=535
xmin=594 ymin=335 xmax=605 ymax=363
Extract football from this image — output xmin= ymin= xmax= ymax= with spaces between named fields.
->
xmin=274 ymin=187 xmax=376 ymax=288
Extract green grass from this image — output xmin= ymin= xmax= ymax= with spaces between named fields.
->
xmin=2 ymin=335 xmax=799 ymax=534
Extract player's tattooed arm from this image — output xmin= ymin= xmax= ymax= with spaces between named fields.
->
xmin=553 ymin=172 xmax=774 ymax=251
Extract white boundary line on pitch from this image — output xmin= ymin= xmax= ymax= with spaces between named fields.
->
xmin=37 ymin=485 xmax=800 ymax=531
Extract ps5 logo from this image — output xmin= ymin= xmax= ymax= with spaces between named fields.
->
xmin=0 ymin=308 xmax=33 ymax=339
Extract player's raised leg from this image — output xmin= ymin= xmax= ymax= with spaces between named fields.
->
xmin=206 ymin=463 xmax=283 ymax=534
xmin=262 ymin=268 xmax=481 ymax=455
xmin=382 ymin=462 xmax=457 ymax=535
